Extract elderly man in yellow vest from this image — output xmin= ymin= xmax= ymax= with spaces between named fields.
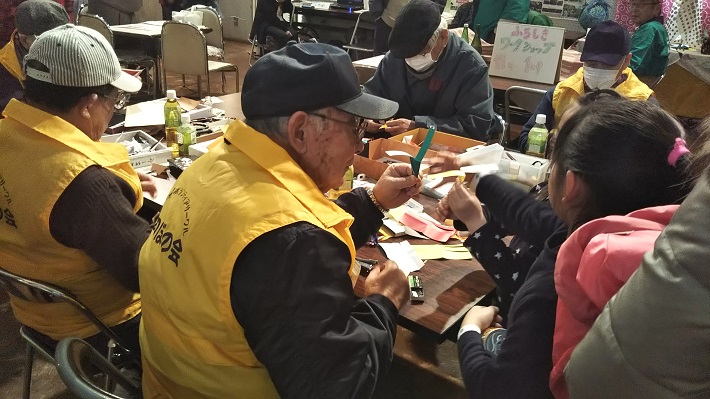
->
xmin=0 ymin=0 xmax=69 ymax=112
xmin=138 ymin=42 xmax=421 ymax=398
xmin=0 ymin=24 xmax=155 ymax=356
xmin=518 ymin=20 xmax=655 ymax=152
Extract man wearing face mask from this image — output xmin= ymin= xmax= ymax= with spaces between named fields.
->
xmin=363 ymin=0 xmax=501 ymax=140
xmin=518 ymin=20 xmax=655 ymax=153
xmin=0 ymin=0 xmax=69 ymax=113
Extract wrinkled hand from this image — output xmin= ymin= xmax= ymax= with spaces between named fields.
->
xmin=426 ymin=151 xmax=460 ymax=175
xmin=436 ymin=181 xmax=486 ymax=231
xmin=365 ymin=260 xmax=409 ymax=310
xmin=383 ymin=118 xmax=415 ymax=135
xmin=364 ymin=119 xmax=382 ymax=133
xmin=137 ymin=172 xmax=158 ymax=198
xmin=373 ymin=163 xmax=422 ymax=210
xmin=462 ymin=306 xmax=503 ymax=331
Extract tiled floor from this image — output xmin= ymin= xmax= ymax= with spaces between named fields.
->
xmin=0 ymin=39 xmax=467 ymax=399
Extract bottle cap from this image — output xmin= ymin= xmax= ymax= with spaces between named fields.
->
xmin=166 ymin=90 xmax=177 ymax=100
xmin=463 ymin=23 xmax=468 ymax=27
xmin=535 ymin=114 xmax=546 ymax=125
xmin=181 ymin=113 xmax=191 ymax=124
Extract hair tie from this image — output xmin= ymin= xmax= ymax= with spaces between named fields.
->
xmin=667 ymin=138 xmax=690 ymax=167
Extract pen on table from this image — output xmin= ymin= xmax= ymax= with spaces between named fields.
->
xmin=148 ymin=137 xmax=164 ymax=152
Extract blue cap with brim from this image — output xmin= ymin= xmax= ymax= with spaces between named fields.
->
xmin=580 ymin=20 xmax=630 ymax=66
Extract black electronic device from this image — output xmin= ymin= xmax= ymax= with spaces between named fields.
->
xmin=330 ymin=0 xmax=364 ymax=11
xmin=167 ymin=156 xmax=199 ymax=178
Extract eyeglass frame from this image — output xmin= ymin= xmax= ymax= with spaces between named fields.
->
xmin=308 ymin=112 xmax=368 ymax=143
xmin=102 ymin=90 xmax=131 ymax=111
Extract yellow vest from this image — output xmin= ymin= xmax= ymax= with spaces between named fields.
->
xmin=552 ymin=67 xmax=654 ymax=128
xmin=0 ymin=100 xmax=142 ymax=340
xmin=0 ymin=33 xmax=25 ymax=84
xmin=139 ymin=121 xmax=358 ymax=399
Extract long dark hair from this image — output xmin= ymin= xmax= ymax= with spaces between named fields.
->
xmin=550 ymin=99 xmax=692 ymax=231
xmin=689 ymin=117 xmax=710 ymax=183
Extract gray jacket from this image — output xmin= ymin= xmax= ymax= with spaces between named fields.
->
xmin=363 ymin=34 xmax=500 ymax=140
xmin=565 ymin=170 xmax=710 ymax=399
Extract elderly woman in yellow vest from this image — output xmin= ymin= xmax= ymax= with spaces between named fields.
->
xmin=0 ymin=24 xmax=155 ymax=356
xmin=138 ymin=43 xmax=422 ymax=398
xmin=518 ymin=20 xmax=655 ymax=153
xmin=0 ymin=0 xmax=69 ymax=113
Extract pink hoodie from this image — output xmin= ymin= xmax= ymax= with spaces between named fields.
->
xmin=550 ymin=205 xmax=679 ymax=399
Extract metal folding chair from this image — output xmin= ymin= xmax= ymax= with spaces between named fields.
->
xmin=77 ymin=13 xmax=158 ymax=99
xmin=161 ymin=20 xmax=239 ymax=97
xmin=343 ymin=11 xmax=376 ymax=60
xmin=56 ymin=338 xmax=141 ymax=399
xmin=501 ymin=86 xmax=547 ymax=148
xmin=0 ymin=267 xmax=138 ymax=399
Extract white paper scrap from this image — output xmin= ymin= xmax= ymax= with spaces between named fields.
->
xmin=385 ymin=150 xmax=414 ymax=158
xmin=379 ymin=241 xmax=424 ymax=274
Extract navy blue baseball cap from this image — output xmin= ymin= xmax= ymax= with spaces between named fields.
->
xmin=388 ymin=0 xmax=442 ymax=59
xmin=581 ymin=20 xmax=631 ymax=66
xmin=242 ymin=42 xmax=398 ymax=120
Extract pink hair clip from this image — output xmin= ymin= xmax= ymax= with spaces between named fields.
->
xmin=667 ymin=138 xmax=690 ymax=167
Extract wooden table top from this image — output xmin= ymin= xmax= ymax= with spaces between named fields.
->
xmin=110 ymin=21 xmax=212 ymax=38
xmin=354 ymin=194 xmax=495 ymax=342
xmin=144 ymin=92 xmax=496 ymax=341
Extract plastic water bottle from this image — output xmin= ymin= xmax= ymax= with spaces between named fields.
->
xmin=462 ymin=23 xmax=470 ymax=44
xmin=526 ymin=114 xmax=549 ymax=158
xmin=164 ymin=90 xmax=181 ymax=158
xmin=178 ymin=113 xmax=196 ymax=157
xmin=472 ymin=24 xmax=483 ymax=55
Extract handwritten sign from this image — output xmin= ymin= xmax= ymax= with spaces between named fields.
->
xmin=489 ymin=21 xmax=566 ymax=85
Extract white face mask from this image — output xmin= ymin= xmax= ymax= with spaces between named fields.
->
xmin=405 ymin=51 xmax=436 ymax=72
xmin=583 ymin=66 xmax=619 ymax=90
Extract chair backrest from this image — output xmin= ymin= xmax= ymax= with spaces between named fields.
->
xmin=0 ymin=267 xmax=132 ymax=359
xmin=502 ymin=86 xmax=547 ymax=147
xmin=161 ymin=21 xmax=208 ymax=77
xmin=75 ymin=0 xmax=90 ymax=24
xmin=77 ymin=13 xmax=114 ymax=47
xmin=56 ymin=338 xmax=141 ymax=399
xmin=189 ymin=5 xmax=223 ymax=50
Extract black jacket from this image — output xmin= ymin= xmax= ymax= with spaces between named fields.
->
xmin=250 ymin=0 xmax=294 ymax=42
xmin=457 ymin=175 xmax=565 ymax=399
xmin=230 ymin=187 xmax=399 ymax=398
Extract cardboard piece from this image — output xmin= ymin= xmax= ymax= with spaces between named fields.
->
xmin=489 ymin=21 xmax=566 ymax=85
xmin=352 ymin=55 xmax=384 ymax=85
xmin=560 ymin=49 xmax=583 ymax=79
xmin=354 ymin=139 xmax=439 ymax=180
xmin=390 ymin=128 xmax=486 ymax=154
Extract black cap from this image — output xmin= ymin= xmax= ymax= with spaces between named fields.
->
xmin=388 ymin=0 xmax=442 ymax=59
xmin=15 ymin=0 xmax=69 ymax=36
xmin=242 ymin=42 xmax=398 ymax=120
xmin=580 ymin=20 xmax=630 ymax=66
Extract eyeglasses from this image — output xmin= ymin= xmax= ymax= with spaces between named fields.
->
xmin=630 ymin=2 xmax=659 ymax=9
xmin=102 ymin=90 xmax=131 ymax=110
xmin=309 ymin=112 xmax=367 ymax=142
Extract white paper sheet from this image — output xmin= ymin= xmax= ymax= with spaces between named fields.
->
xmin=379 ymin=241 xmax=424 ymax=275
xmin=125 ymin=99 xmax=167 ymax=127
